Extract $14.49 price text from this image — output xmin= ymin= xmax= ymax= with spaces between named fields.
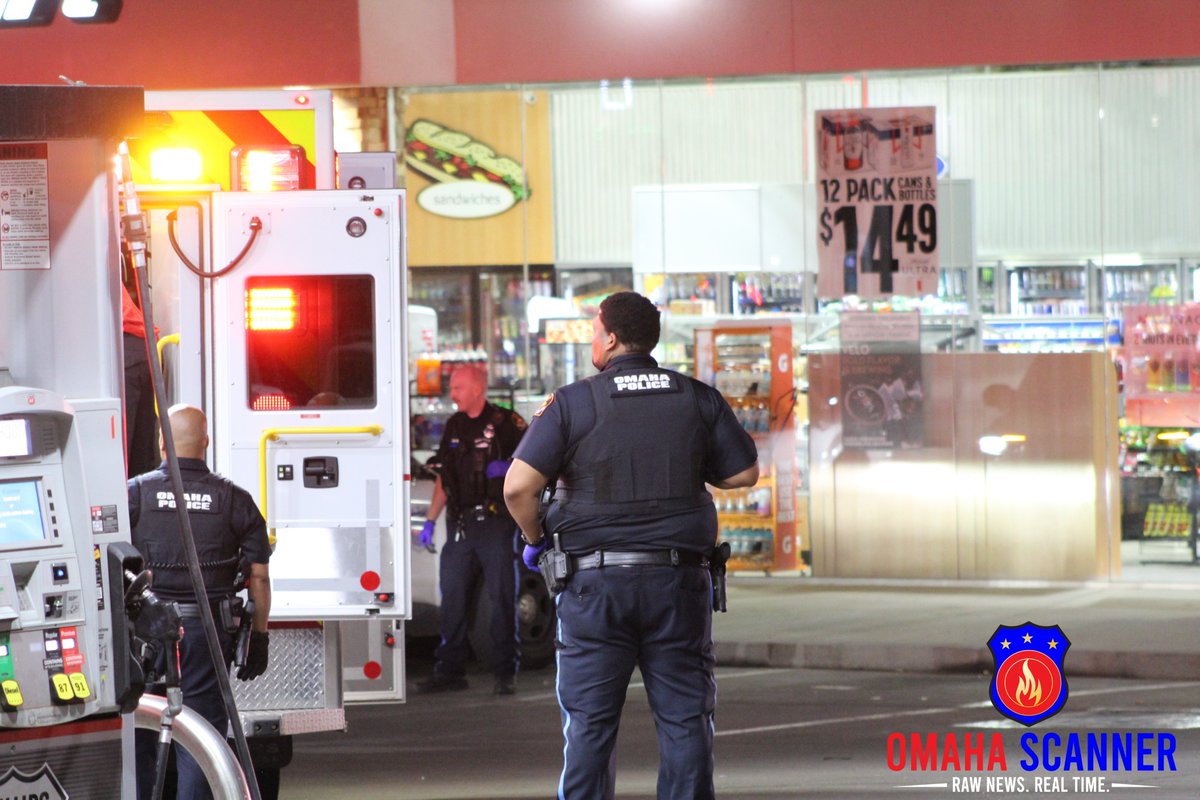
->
xmin=818 ymin=178 xmax=937 ymax=293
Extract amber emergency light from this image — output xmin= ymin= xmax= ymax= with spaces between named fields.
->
xmin=231 ymin=145 xmax=304 ymax=192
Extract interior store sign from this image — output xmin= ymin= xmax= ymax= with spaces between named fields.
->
xmin=839 ymin=312 xmax=924 ymax=450
xmin=1122 ymin=304 xmax=1200 ymax=396
xmin=816 ymin=107 xmax=938 ymax=299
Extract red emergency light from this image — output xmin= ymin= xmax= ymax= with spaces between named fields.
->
xmin=252 ymin=394 xmax=292 ymax=412
xmin=231 ymin=145 xmax=305 ymax=192
xmin=245 ymin=287 xmax=298 ymax=331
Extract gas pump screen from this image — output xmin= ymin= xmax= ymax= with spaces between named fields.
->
xmin=0 ymin=418 xmax=32 ymax=458
xmin=0 ymin=480 xmax=45 ymax=545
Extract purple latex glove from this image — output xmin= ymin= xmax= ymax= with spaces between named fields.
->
xmin=419 ymin=520 xmax=435 ymax=549
xmin=485 ymin=459 xmax=511 ymax=479
xmin=522 ymin=538 xmax=548 ymax=572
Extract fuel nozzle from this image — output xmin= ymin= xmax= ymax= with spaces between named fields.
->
xmin=124 ymin=568 xmax=183 ymax=695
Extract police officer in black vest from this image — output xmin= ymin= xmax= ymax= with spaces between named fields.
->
xmin=128 ymin=404 xmax=272 ymax=800
xmin=504 ymin=291 xmax=759 ymax=800
xmin=418 ymin=365 xmax=527 ymax=695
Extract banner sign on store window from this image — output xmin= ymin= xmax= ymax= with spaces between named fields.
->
xmin=816 ymin=107 xmax=938 ymax=299
xmin=839 ymin=312 xmax=924 ymax=450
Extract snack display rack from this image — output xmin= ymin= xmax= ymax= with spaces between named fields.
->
xmin=695 ymin=320 xmax=804 ymax=573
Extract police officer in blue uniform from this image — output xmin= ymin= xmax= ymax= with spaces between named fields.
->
xmin=418 ymin=365 xmax=527 ymax=695
xmin=128 ymin=404 xmax=272 ymax=800
xmin=504 ymin=291 xmax=759 ymax=800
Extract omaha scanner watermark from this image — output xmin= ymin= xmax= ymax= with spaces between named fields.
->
xmin=885 ymin=622 xmax=1179 ymax=794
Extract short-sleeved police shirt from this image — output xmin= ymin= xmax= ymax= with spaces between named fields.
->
xmin=513 ymin=353 xmax=757 ymax=553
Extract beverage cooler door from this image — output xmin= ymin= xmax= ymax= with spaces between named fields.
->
xmin=481 ymin=268 xmax=554 ymax=392
xmin=1101 ymin=261 xmax=1182 ymax=321
xmin=1005 ymin=261 xmax=1098 ymax=316
xmin=695 ymin=322 xmax=804 ymax=574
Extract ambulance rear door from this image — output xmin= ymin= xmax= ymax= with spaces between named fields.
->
xmin=208 ymin=190 xmax=409 ymax=623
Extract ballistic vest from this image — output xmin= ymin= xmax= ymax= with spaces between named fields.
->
xmin=133 ymin=470 xmax=242 ymax=601
xmin=440 ymin=404 xmax=513 ymax=512
xmin=556 ymin=364 xmax=711 ymax=515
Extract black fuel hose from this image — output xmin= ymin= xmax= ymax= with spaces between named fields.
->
xmin=131 ymin=254 xmax=262 ymax=800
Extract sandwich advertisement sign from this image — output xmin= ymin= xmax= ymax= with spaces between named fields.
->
xmin=402 ymin=90 xmax=553 ymax=267
xmin=405 ymin=118 xmax=529 ymax=220
xmin=815 ymin=106 xmax=939 ymax=300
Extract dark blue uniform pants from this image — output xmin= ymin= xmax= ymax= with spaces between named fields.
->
xmin=555 ymin=564 xmax=717 ymax=800
xmin=136 ymin=616 xmax=235 ymax=800
xmin=435 ymin=514 xmax=519 ymax=678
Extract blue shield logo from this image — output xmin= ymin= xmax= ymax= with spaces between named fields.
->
xmin=987 ymin=622 xmax=1070 ymax=727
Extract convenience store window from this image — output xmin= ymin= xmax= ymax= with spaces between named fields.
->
xmin=370 ymin=60 xmax=1200 ymax=582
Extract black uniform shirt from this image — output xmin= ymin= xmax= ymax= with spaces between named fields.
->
xmin=514 ymin=353 xmax=757 ymax=553
xmin=127 ymin=458 xmax=271 ymax=600
xmin=437 ymin=402 xmax=526 ymax=511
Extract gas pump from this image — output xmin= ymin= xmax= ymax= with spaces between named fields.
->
xmin=0 ymin=83 xmax=265 ymax=800
xmin=0 ymin=84 xmax=247 ymax=800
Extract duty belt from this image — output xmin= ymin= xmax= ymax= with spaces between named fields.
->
xmin=174 ymin=596 xmax=240 ymax=634
xmin=570 ymin=548 xmax=710 ymax=571
xmin=455 ymin=501 xmax=508 ymax=522
xmin=175 ymin=602 xmax=217 ymax=618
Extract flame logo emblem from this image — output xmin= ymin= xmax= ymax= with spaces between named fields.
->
xmin=987 ymin=622 xmax=1070 ymax=726
xmin=1013 ymin=660 xmax=1043 ymax=707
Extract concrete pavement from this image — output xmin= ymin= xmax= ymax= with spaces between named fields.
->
xmin=713 ymin=575 xmax=1200 ymax=680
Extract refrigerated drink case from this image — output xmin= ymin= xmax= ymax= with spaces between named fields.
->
xmin=695 ymin=321 xmax=803 ymax=572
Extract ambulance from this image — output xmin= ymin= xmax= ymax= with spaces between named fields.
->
xmin=127 ymin=87 xmax=555 ymax=733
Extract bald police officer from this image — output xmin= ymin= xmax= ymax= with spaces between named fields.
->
xmin=419 ymin=365 xmax=527 ymax=695
xmin=504 ymin=291 xmax=759 ymax=800
xmin=128 ymin=404 xmax=272 ymax=800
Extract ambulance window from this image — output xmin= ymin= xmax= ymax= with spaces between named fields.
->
xmin=245 ymin=276 xmax=376 ymax=411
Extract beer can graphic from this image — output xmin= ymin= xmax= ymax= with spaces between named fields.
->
xmin=819 ymin=116 xmax=836 ymax=172
xmin=843 ymin=116 xmax=863 ymax=171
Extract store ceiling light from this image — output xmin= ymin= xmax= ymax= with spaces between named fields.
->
xmin=0 ymin=0 xmax=55 ymax=25
xmin=61 ymin=0 xmax=121 ymax=22
xmin=0 ymin=0 xmax=120 ymax=25
xmin=599 ymin=78 xmax=633 ymax=111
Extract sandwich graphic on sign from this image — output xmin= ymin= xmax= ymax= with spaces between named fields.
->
xmin=404 ymin=119 xmax=530 ymax=201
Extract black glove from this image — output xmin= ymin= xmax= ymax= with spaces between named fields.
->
xmin=237 ymin=631 xmax=270 ymax=681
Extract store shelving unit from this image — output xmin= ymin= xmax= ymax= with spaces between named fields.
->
xmin=980 ymin=316 xmax=1107 ymax=353
xmin=1118 ymin=428 xmax=1200 ymax=564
